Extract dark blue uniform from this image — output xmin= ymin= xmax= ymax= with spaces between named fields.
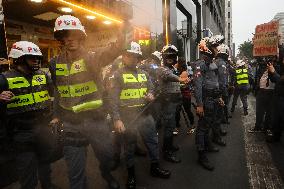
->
xmin=192 ymin=58 xmax=223 ymax=152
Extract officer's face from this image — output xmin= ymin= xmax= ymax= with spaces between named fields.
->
xmin=122 ymin=53 xmax=140 ymax=68
xmin=62 ymin=31 xmax=82 ymax=51
xmin=164 ymin=57 xmax=177 ymax=66
xmin=25 ymin=56 xmax=41 ymax=71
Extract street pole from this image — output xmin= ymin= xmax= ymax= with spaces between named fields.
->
xmin=0 ymin=0 xmax=8 ymax=60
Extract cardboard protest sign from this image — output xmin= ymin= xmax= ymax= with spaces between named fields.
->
xmin=253 ymin=21 xmax=279 ymax=57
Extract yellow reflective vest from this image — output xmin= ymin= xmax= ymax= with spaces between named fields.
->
xmin=2 ymin=69 xmax=51 ymax=115
xmin=117 ymin=69 xmax=149 ymax=108
xmin=235 ymin=68 xmax=249 ymax=85
xmin=54 ymin=55 xmax=103 ymax=113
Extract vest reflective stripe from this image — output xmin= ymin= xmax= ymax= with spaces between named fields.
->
xmin=236 ymin=74 xmax=248 ymax=79
xmin=56 ymin=64 xmax=69 ymax=76
xmin=7 ymin=77 xmax=30 ymax=89
xmin=32 ymin=75 xmax=47 ymax=86
xmin=127 ymin=104 xmax=145 ymax=108
xmin=56 ymin=59 xmax=87 ymax=76
xmin=7 ymin=94 xmax=34 ymax=108
xmin=236 ymin=69 xmax=249 ymax=85
xmin=33 ymin=90 xmax=50 ymax=103
xmin=120 ymin=88 xmax=148 ymax=100
xmin=7 ymin=90 xmax=50 ymax=108
xmin=123 ymin=74 xmax=147 ymax=83
xmin=61 ymin=99 xmax=103 ymax=113
xmin=237 ymin=80 xmax=249 ymax=84
xmin=57 ymin=81 xmax=98 ymax=98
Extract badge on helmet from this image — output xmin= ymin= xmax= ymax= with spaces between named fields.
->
xmin=9 ymin=41 xmax=42 ymax=59
xmin=126 ymin=41 xmax=142 ymax=56
xmin=54 ymin=15 xmax=86 ymax=40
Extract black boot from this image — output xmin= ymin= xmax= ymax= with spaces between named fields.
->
xmin=198 ymin=151 xmax=214 ymax=171
xmin=126 ymin=166 xmax=136 ymax=189
xmin=205 ymin=143 xmax=219 ymax=153
xmin=101 ymin=171 xmax=120 ymax=189
xmin=163 ymin=151 xmax=181 ymax=163
xmin=212 ymin=138 xmax=226 ymax=146
xmin=150 ymin=162 xmax=171 ymax=179
xmin=244 ymin=109 xmax=248 ymax=116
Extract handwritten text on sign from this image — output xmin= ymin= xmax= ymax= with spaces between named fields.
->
xmin=253 ymin=21 xmax=279 ymax=56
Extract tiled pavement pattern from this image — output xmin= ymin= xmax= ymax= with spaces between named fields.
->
xmin=243 ymin=96 xmax=284 ymax=189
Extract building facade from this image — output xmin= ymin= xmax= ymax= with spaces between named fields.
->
xmin=225 ymin=0 xmax=233 ymax=55
xmin=1 ymin=0 xmax=231 ymax=64
xmin=202 ymin=0 xmax=225 ymax=36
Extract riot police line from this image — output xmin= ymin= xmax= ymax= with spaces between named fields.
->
xmin=1 ymin=14 xmax=279 ymax=189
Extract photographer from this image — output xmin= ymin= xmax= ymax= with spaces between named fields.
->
xmin=249 ymin=57 xmax=278 ymax=133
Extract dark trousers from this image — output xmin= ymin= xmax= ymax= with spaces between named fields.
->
xmin=62 ymin=118 xmax=115 ymax=189
xmin=255 ymin=89 xmax=274 ymax=130
xmin=7 ymin=118 xmax=54 ymax=189
xmin=232 ymin=85 xmax=249 ymax=110
xmin=175 ymin=96 xmax=195 ymax=128
xmin=196 ymin=97 xmax=223 ymax=151
xmin=160 ymin=98 xmax=181 ymax=151
xmin=272 ymin=96 xmax=284 ymax=139
xmin=120 ymin=114 xmax=159 ymax=168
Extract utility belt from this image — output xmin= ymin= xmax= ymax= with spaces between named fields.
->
xmin=64 ymin=132 xmax=89 ymax=147
xmin=203 ymin=89 xmax=222 ymax=99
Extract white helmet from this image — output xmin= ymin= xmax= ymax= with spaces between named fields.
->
xmin=161 ymin=44 xmax=178 ymax=54
xmin=209 ymin=35 xmax=225 ymax=46
xmin=126 ymin=41 xmax=142 ymax=56
xmin=236 ymin=60 xmax=246 ymax=67
xmin=54 ymin=15 xmax=86 ymax=36
xmin=9 ymin=41 xmax=42 ymax=59
xmin=152 ymin=51 xmax=162 ymax=61
xmin=217 ymin=44 xmax=230 ymax=56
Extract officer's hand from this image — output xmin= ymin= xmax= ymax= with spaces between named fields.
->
xmin=196 ymin=106 xmax=204 ymax=117
xmin=114 ymin=120 xmax=126 ymax=133
xmin=267 ymin=63 xmax=275 ymax=74
xmin=219 ymin=98 xmax=225 ymax=107
xmin=50 ymin=118 xmax=60 ymax=126
xmin=145 ymin=93 xmax=155 ymax=102
xmin=0 ymin=91 xmax=14 ymax=102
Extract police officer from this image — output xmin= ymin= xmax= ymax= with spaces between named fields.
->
xmin=231 ymin=60 xmax=251 ymax=116
xmin=192 ymin=38 xmax=224 ymax=171
xmin=49 ymin=15 xmax=124 ymax=189
xmin=111 ymin=42 xmax=171 ymax=189
xmin=157 ymin=45 xmax=189 ymax=163
xmin=215 ymin=44 xmax=231 ymax=126
xmin=0 ymin=41 xmax=54 ymax=189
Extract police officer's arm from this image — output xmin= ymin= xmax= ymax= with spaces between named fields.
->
xmin=110 ymin=71 xmax=123 ymax=121
xmin=0 ymin=74 xmax=13 ymax=144
xmin=158 ymin=67 xmax=180 ymax=82
xmin=48 ymin=59 xmax=60 ymax=121
xmin=109 ymin=70 xmax=126 ymax=133
xmin=0 ymin=74 xmax=13 ymax=103
xmin=217 ymin=60 xmax=226 ymax=92
xmin=192 ymin=64 xmax=203 ymax=107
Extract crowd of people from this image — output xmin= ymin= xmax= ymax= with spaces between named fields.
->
xmin=1 ymin=14 xmax=284 ymax=189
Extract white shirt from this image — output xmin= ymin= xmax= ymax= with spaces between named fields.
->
xmin=259 ymin=70 xmax=275 ymax=89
